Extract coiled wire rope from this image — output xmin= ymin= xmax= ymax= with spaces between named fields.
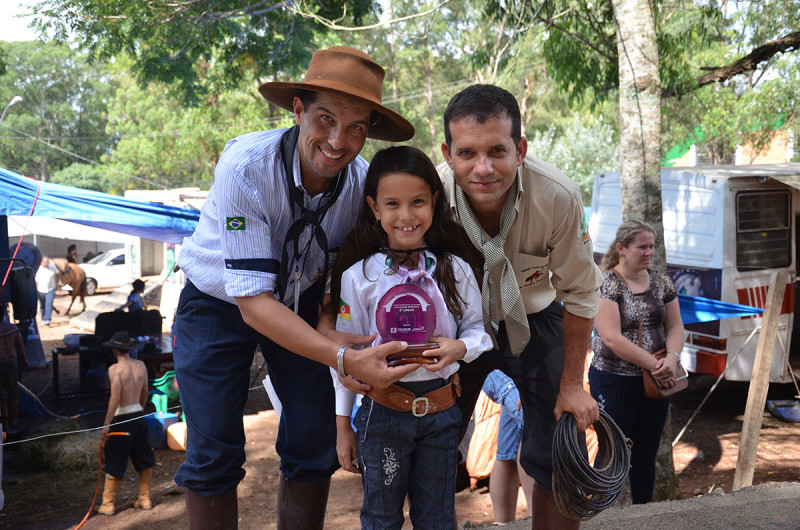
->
xmin=552 ymin=409 xmax=631 ymax=520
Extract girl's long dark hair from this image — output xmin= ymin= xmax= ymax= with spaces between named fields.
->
xmin=331 ymin=146 xmax=483 ymax=319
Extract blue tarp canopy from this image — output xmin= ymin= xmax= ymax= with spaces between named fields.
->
xmin=678 ymin=293 xmax=763 ymax=325
xmin=0 ymin=167 xmax=199 ymax=244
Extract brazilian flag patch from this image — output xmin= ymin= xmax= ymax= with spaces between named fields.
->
xmin=226 ymin=217 xmax=246 ymax=231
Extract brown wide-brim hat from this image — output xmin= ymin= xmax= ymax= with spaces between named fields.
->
xmin=259 ymin=46 xmax=414 ymax=142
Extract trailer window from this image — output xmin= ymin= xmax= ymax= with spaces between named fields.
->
xmin=736 ymin=191 xmax=791 ymax=270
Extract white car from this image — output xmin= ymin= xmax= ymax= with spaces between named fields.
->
xmin=80 ymin=248 xmax=132 ymax=295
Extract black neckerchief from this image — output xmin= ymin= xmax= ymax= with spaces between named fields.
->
xmin=381 ymin=247 xmax=429 ymax=271
xmin=275 ymin=125 xmax=347 ymax=307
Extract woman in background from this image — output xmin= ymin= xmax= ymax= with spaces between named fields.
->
xmin=589 ymin=220 xmax=685 ymax=504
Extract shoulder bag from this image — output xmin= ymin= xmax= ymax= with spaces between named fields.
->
xmin=613 ymin=271 xmax=688 ymax=399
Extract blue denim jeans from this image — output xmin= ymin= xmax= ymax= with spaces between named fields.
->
xmin=588 ymin=367 xmax=669 ymax=504
xmin=482 ymin=370 xmax=523 ymax=461
xmin=173 ymin=282 xmax=337 ymax=496
xmin=354 ymin=378 xmax=461 ymax=530
xmin=38 ymin=289 xmax=55 ymax=323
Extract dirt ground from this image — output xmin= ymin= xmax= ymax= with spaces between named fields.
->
xmin=2 ymin=288 xmax=800 ymax=529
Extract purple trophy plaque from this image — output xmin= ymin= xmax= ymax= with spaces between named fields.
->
xmin=377 ymin=284 xmax=440 ymax=366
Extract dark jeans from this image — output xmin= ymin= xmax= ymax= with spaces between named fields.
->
xmin=588 ymin=367 xmax=670 ymax=504
xmin=173 ymin=282 xmax=337 ymax=496
xmin=457 ymin=301 xmax=565 ymax=491
xmin=354 ymin=378 xmax=460 ymax=530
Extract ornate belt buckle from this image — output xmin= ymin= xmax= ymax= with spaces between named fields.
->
xmin=411 ymin=396 xmax=430 ymax=417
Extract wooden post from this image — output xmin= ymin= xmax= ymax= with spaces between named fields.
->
xmin=732 ymin=269 xmax=788 ymax=491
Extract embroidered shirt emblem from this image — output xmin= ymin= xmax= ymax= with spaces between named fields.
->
xmin=525 ymin=270 xmax=543 ymax=285
xmin=580 ymin=216 xmax=590 ymax=244
xmin=521 ymin=265 xmax=547 ymax=287
xmin=226 ymin=217 xmax=246 ymax=231
xmin=338 ymin=299 xmax=351 ymax=321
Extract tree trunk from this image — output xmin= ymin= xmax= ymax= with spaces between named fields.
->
xmin=423 ymin=40 xmax=438 ymax=165
xmin=388 ymin=0 xmax=398 ymax=101
xmin=613 ymin=0 xmax=663 ymax=259
xmin=612 ymin=0 xmax=681 ymax=501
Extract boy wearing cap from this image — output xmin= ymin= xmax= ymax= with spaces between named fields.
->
xmin=97 ymin=330 xmax=155 ymax=515
xmin=173 ymin=46 xmax=417 ymax=528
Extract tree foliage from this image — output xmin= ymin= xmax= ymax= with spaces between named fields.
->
xmin=5 ymin=0 xmax=797 ymax=196
xmin=527 ymin=115 xmax=618 ymax=203
xmin=479 ymin=0 xmax=721 ymax=105
xmin=661 ymin=1 xmax=800 ymax=162
xmin=0 ymin=40 xmax=114 ymax=180
xmin=30 ymin=0 xmax=380 ymax=105
xmin=104 ymin=60 xmax=288 ymax=190
xmin=49 ymin=162 xmax=113 ymax=192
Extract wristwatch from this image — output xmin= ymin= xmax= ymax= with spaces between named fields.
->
xmin=337 ymin=346 xmax=348 ymax=378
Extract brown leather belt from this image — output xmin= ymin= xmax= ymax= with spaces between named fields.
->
xmin=367 ymin=373 xmax=461 ymax=417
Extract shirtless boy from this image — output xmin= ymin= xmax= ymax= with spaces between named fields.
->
xmin=97 ymin=331 xmax=156 ymax=515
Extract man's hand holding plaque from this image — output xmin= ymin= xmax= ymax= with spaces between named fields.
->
xmin=377 ymin=284 xmax=441 ymax=367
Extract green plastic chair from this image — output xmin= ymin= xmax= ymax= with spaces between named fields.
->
xmin=149 ymin=370 xmax=184 ymax=421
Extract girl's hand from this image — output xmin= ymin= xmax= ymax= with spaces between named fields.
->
xmin=339 ymin=374 xmax=371 ymax=395
xmin=335 ymin=416 xmax=359 ymax=474
xmin=422 ymin=337 xmax=466 ymax=372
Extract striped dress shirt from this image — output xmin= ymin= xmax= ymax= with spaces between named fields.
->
xmin=178 ymin=128 xmax=368 ymax=306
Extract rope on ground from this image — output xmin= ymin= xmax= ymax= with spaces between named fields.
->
xmin=4 ymin=383 xmax=266 ymax=446
xmin=31 ymin=368 xmax=54 ymax=398
xmin=73 ymin=432 xmax=129 ymax=530
xmin=4 ymin=405 xmax=177 ymax=446
xmin=552 ymin=410 xmax=631 ymax=521
xmin=17 ymin=381 xmax=82 ymax=420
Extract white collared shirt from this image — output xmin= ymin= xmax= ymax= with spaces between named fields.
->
xmin=178 ymin=128 xmax=369 ymax=305
xmin=331 ymin=251 xmax=493 ymax=416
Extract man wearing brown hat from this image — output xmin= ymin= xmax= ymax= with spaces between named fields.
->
xmin=98 ymin=331 xmax=155 ymax=515
xmin=173 ymin=46 xmax=418 ymax=529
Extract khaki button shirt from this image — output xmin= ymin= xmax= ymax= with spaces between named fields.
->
xmin=438 ymin=154 xmax=602 ymax=320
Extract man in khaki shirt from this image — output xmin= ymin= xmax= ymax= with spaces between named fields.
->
xmin=438 ymin=84 xmax=602 ymax=529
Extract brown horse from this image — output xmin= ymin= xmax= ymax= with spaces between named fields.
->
xmin=51 ymin=258 xmax=88 ymax=315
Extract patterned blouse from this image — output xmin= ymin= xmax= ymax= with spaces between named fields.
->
xmin=591 ymin=269 xmax=677 ymax=376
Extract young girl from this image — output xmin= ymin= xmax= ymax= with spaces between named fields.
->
xmin=331 ymin=146 xmax=492 ymax=529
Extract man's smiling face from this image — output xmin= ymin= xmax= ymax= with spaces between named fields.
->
xmin=441 ymin=114 xmax=526 ymax=217
xmin=293 ymin=92 xmax=372 ymax=195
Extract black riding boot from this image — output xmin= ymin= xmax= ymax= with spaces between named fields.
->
xmin=186 ymin=487 xmax=238 ymax=530
xmin=276 ymin=474 xmax=331 ymax=530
